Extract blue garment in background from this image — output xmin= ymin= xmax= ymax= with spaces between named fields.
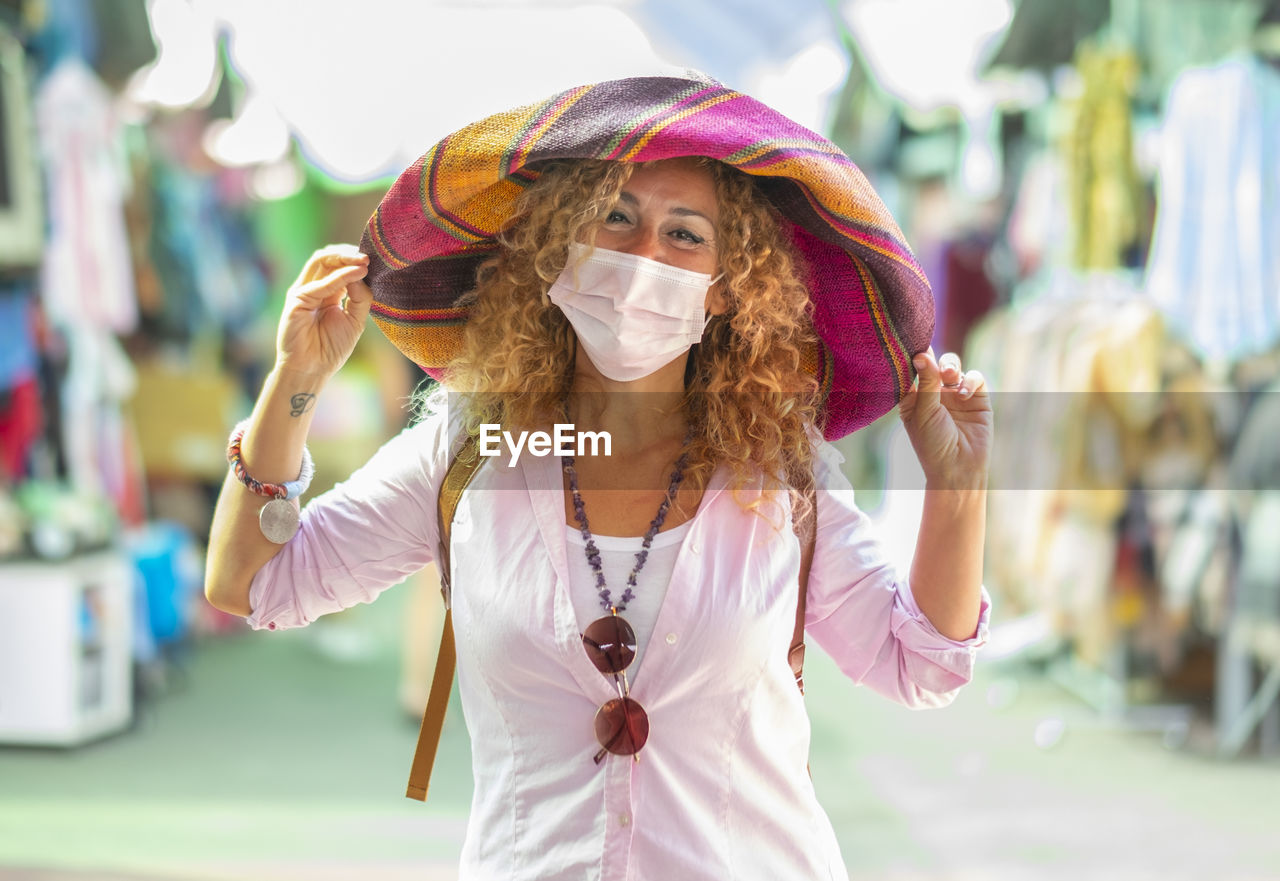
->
xmin=0 ymin=287 xmax=37 ymax=389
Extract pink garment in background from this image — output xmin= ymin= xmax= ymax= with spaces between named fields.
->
xmin=35 ymin=57 xmax=138 ymax=334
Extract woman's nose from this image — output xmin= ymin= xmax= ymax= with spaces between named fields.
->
xmin=612 ymin=226 xmax=663 ymax=261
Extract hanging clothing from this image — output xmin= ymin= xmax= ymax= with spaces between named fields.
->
xmin=0 ymin=378 xmax=41 ymax=481
xmin=35 ymin=57 xmax=138 ymax=334
xmin=1145 ymin=55 xmax=1280 ymax=364
xmin=0 ymin=287 xmax=42 ymax=481
xmin=965 ymin=278 xmax=1165 ymax=655
xmin=141 ymin=155 xmax=268 ymax=340
xmin=0 ymin=286 xmax=38 ymax=390
xmin=1066 ymin=42 xmax=1142 ymax=271
xmin=935 ymin=235 xmax=999 ymax=356
xmin=59 ymin=325 xmax=144 ymax=526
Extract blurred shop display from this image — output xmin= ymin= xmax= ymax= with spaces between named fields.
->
xmin=0 ymin=0 xmax=272 ymax=744
xmin=818 ymin=0 xmax=1280 ymax=757
xmin=0 ymin=0 xmax=416 ymax=750
xmin=948 ymin=0 xmax=1280 ymax=755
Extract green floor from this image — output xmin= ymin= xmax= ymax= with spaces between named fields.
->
xmin=2 ymin=584 xmax=1279 ymax=881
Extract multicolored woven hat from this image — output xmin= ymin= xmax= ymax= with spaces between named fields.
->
xmin=359 ymin=75 xmax=934 ymax=440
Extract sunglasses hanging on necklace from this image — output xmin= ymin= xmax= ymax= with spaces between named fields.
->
xmin=564 ymin=449 xmax=687 ymax=763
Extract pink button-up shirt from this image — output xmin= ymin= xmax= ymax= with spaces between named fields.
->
xmin=248 ymin=410 xmax=990 ymax=881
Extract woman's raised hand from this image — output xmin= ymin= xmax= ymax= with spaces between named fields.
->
xmin=898 ymin=349 xmax=993 ymax=491
xmin=275 ymin=244 xmax=373 ymax=380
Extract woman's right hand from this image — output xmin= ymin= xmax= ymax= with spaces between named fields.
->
xmin=275 ymin=244 xmax=373 ymax=380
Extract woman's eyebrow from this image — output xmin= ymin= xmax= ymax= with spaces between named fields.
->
xmin=616 ymin=191 xmax=714 ymax=223
xmin=671 ymin=206 xmax=714 ymax=223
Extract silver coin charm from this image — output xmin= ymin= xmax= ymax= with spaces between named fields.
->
xmin=259 ymin=497 xmax=301 ymax=544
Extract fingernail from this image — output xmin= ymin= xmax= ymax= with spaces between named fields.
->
xmin=960 ymin=387 xmax=972 ymax=398
xmin=913 ymin=357 xmax=927 ymax=370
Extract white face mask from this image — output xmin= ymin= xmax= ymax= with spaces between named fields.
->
xmin=547 ymin=242 xmax=722 ymax=382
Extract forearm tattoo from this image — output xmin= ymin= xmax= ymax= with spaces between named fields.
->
xmin=289 ymin=393 xmax=316 ymax=417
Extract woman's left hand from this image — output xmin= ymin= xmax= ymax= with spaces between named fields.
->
xmin=898 ymin=349 xmax=993 ymax=490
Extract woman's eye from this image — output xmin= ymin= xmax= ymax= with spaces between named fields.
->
xmin=605 ymin=210 xmax=631 ymax=224
xmin=669 ymin=228 xmax=705 ymax=247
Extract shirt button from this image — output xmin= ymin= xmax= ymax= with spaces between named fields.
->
xmin=618 ymin=812 xmax=631 ymax=827
xmin=690 ymin=543 xmax=701 ymax=554
xmin=665 ymin=632 xmax=678 ymax=646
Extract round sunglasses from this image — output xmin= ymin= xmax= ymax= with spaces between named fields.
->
xmin=581 ymin=612 xmax=649 ymax=763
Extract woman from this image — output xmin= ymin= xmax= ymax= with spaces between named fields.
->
xmin=206 ymin=75 xmax=991 ymax=880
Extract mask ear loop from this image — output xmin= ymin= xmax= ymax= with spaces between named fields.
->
xmin=567 ymin=319 xmax=579 ymax=376
xmin=565 ymin=241 xmax=594 ymax=290
xmin=547 ymin=279 xmax=579 ymax=383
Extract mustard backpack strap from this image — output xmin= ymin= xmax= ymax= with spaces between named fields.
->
xmin=406 ymin=434 xmax=483 ymax=801
xmin=789 ymin=486 xmax=817 ymax=695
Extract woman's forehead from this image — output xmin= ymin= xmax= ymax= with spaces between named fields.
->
xmin=621 ymin=159 xmax=719 ymax=214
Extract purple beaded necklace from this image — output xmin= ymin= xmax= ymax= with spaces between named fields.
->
xmin=563 ymin=452 xmax=689 ymax=613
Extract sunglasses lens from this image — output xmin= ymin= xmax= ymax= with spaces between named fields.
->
xmin=594 ymin=697 xmax=649 ymax=756
xmin=582 ymin=615 xmax=637 ymax=675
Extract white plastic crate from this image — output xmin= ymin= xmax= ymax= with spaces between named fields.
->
xmin=0 ymin=552 xmax=134 ymax=746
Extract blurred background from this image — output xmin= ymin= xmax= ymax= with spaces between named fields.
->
xmin=1 ymin=0 xmax=1279 ymax=878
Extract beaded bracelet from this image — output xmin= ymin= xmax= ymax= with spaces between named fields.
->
xmin=226 ymin=419 xmax=315 ymax=543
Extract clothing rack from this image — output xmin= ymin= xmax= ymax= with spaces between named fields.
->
xmin=1217 ymin=619 xmax=1280 ymax=756
xmin=1216 ymin=492 xmax=1280 ymax=756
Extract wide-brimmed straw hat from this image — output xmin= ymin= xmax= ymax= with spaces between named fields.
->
xmin=359 ymin=74 xmax=933 ymax=440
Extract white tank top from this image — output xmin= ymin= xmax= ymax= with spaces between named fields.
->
xmin=565 ymin=519 xmax=692 ymax=682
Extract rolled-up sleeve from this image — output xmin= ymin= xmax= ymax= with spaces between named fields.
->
xmin=246 ymin=411 xmax=452 ymax=632
xmin=804 ymin=441 xmax=991 ymax=708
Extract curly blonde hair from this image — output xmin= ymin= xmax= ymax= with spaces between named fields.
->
xmin=439 ymin=157 xmax=820 ymax=517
